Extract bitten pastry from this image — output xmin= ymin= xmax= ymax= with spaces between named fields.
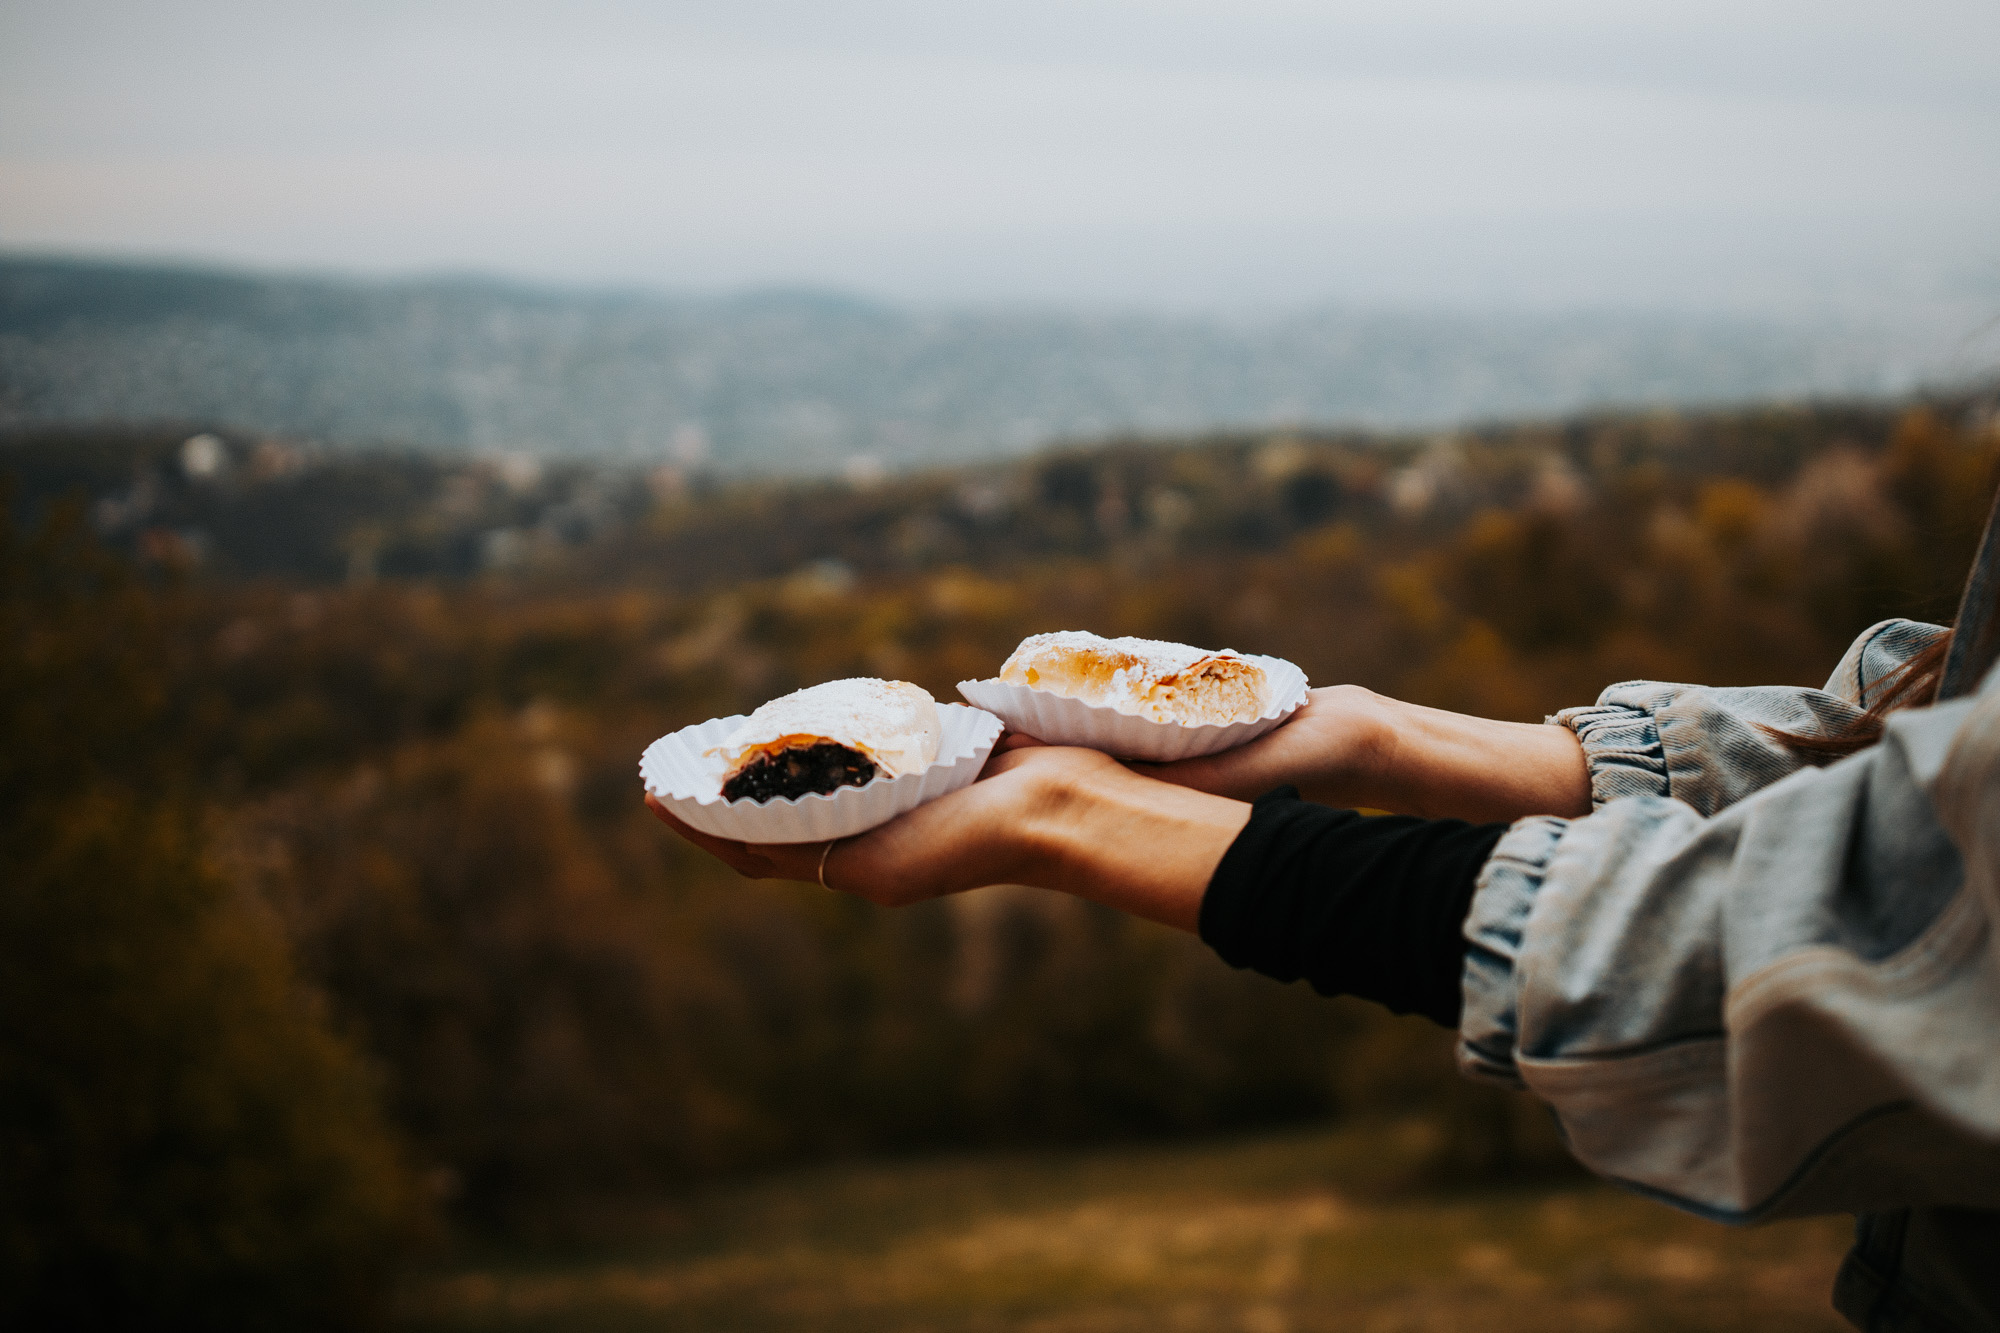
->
xmin=712 ymin=678 xmax=942 ymax=803
xmin=998 ymin=631 xmax=1268 ymax=725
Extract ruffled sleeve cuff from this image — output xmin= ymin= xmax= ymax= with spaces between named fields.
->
xmin=1822 ymin=618 xmax=1950 ymax=706
xmin=1552 ymin=684 xmax=1676 ymax=809
xmin=1456 ymin=815 xmax=1569 ymax=1088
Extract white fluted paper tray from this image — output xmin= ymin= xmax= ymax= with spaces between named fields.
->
xmin=640 ymin=702 xmax=1005 ymax=843
xmin=955 ymin=655 xmax=1308 ymax=761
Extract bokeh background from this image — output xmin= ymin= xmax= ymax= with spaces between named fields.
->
xmin=4 ymin=3 xmax=1999 ymax=1330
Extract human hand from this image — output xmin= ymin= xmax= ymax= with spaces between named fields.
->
xmin=644 ymin=735 xmax=1126 ymax=907
xmin=1138 ymin=683 xmax=1590 ymax=821
xmin=1132 ymin=684 xmax=1391 ymax=807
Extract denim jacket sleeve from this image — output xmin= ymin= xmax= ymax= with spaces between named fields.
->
xmin=1459 ymin=655 xmax=2000 ymax=1223
xmin=1552 ymin=619 xmax=1950 ymax=815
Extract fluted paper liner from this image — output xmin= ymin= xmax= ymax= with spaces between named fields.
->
xmin=641 ymin=702 xmax=1004 ymax=843
xmin=956 ymin=654 xmax=1308 ymax=761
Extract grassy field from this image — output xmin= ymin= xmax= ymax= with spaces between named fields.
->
xmin=395 ymin=1120 xmax=1855 ymax=1333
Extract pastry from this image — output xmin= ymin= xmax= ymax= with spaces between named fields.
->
xmin=712 ymin=678 xmax=942 ymax=803
xmin=998 ymin=631 xmax=1267 ymax=725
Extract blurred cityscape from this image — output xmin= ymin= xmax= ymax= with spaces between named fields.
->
xmin=4 ymin=256 xmax=1986 ymax=472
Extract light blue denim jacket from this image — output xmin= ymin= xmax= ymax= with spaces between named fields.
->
xmin=1455 ymin=509 xmax=2000 ymax=1330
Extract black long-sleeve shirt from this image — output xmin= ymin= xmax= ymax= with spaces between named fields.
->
xmin=1197 ymin=787 xmax=1505 ymax=1027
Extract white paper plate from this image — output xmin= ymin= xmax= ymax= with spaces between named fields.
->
xmin=640 ymin=701 xmax=1004 ymax=843
xmin=956 ymin=655 xmax=1308 ymax=761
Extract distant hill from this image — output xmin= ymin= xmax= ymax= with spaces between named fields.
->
xmin=0 ymin=256 xmax=1979 ymax=472
xmin=7 ymin=390 xmax=1994 ymax=593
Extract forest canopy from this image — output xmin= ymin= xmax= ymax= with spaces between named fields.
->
xmin=3 ymin=389 xmax=1996 ymax=1323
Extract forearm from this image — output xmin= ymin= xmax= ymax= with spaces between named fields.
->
xmin=1014 ymin=765 xmax=1251 ymax=933
xmin=1143 ymin=685 xmax=1591 ymax=823
xmin=1365 ymin=696 xmax=1591 ymax=821
xmin=1202 ymin=787 xmax=1506 ymax=1025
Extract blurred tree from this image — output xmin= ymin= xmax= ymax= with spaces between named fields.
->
xmin=0 ymin=499 xmax=420 ymax=1329
xmin=10 ymin=389 xmax=1998 ymax=1250
xmin=243 ymin=718 xmax=781 ymax=1233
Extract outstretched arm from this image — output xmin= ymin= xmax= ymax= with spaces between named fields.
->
xmin=647 ymin=738 xmax=1250 ymax=932
xmin=1134 ymin=684 xmax=1591 ymax=822
xmin=651 ymin=731 xmax=1510 ymax=1028
xmin=648 ymin=685 xmax=1588 ymax=927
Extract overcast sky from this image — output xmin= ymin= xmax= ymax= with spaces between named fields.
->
xmin=3 ymin=0 xmax=1997 ymax=311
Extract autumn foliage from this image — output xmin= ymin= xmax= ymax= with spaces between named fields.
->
xmin=2 ymin=393 xmax=1996 ymax=1319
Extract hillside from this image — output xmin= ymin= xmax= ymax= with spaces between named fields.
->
xmin=0 ymin=257 xmax=1974 ymax=471
xmin=5 ymin=390 xmax=1993 ymax=598
xmin=5 ymin=391 xmax=1997 ymax=1322
xmin=397 ymin=1122 xmax=1853 ymax=1333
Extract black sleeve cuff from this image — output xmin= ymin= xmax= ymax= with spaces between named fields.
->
xmin=1198 ymin=787 xmax=1505 ymax=1027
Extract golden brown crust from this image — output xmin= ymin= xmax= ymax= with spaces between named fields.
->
xmin=997 ymin=631 xmax=1267 ymax=725
xmin=711 ymin=679 xmax=942 ymax=780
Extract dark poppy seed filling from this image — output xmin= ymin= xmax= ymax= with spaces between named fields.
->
xmin=721 ymin=743 xmax=878 ymax=803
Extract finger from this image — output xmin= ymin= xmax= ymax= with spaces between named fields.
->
xmin=1129 ymin=754 xmax=1223 ymax=783
xmin=1130 ymin=750 xmax=1269 ymax=798
xmin=645 ymin=792 xmax=711 ymax=841
xmin=982 ymin=742 xmax=1074 ymax=777
xmin=799 ymin=773 xmax=1020 ymax=904
xmin=978 ymin=733 xmax=1062 ymax=778
xmin=643 ymin=794 xmax=777 ymax=872
xmin=747 ymin=838 xmax=840 ymax=884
